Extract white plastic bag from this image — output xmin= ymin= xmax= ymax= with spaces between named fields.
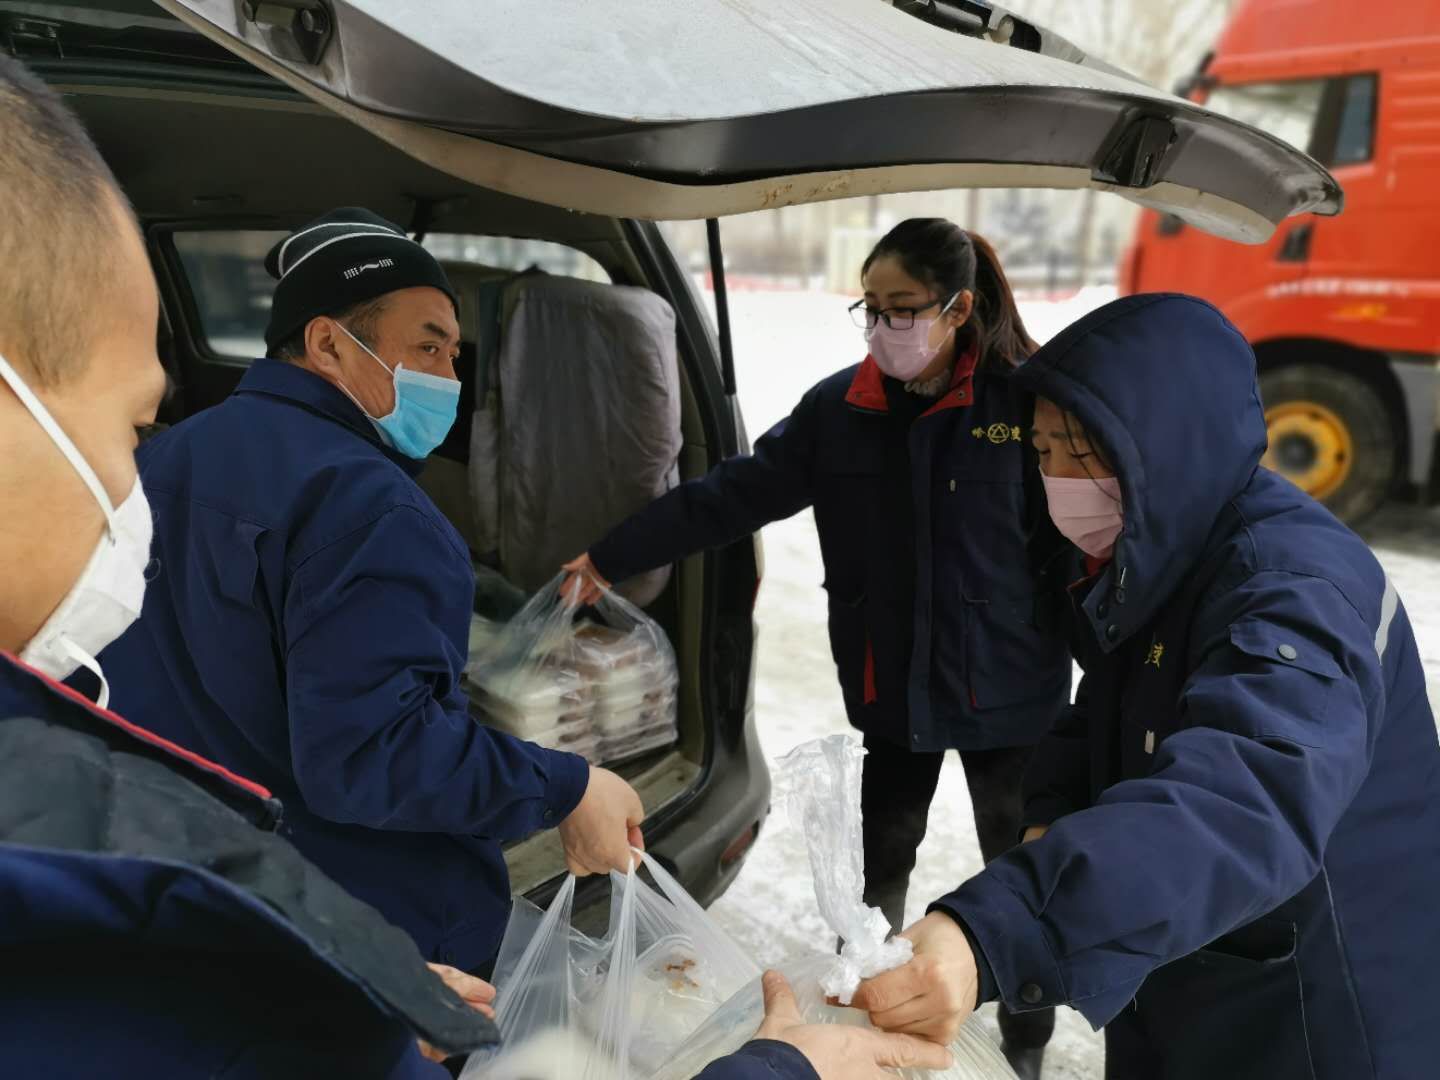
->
xmin=654 ymin=735 xmax=1018 ymax=1080
xmin=464 ymin=574 xmax=679 ymax=763
xmin=462 ymin=851 xmax=760 ymax=1080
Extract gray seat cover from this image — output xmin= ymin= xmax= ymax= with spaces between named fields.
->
xmin=470 ymin=275 xmax=680 ymax=607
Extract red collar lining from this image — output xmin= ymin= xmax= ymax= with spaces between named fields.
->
xmin=3 ymin=651 xmax=273 ymax=801
xmin=1068 ymin=554 xmax=1113 ymax=592
xmin=844 ymin=341 xmax=980 ymax=416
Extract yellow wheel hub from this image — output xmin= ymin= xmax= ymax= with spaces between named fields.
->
xmin=1263 ymin=400 xmax=1353 ymax=500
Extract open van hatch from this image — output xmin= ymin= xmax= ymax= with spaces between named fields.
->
xmin=0 ymin=0 xmax=1345 ymax=914
xmin=148 ymin=0 xmax=1342 ymax=242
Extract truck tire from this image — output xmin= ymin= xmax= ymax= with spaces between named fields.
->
xmin=1258 ymin=364 xmax=1396 ymax=525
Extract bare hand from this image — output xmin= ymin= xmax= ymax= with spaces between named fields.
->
xmin=852 ymin=911 xmax=979 ymax=1044
xmin=561 ymin=553 xmax=610 ymax=607
xmin=417 ymin=964 xmax=497 ymax=1062
xmin=1022 ymin=824 xmax=1049 ymax=843
xmin=753 ymin=970 xmax=952 ymax=1079
xmin=557 ymin=765 xmax=645 ymax=876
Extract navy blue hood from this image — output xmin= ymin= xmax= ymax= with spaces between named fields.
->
xmin=1012 ymin=294 xmax=1268 ymax=652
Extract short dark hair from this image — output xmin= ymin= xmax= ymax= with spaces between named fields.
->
xmin=0 ymin=54 xmax=133 ymax=388
xmin=269 ymin=295 xmax=389 ymax=363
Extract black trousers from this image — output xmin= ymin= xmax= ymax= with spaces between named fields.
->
xmin=860 ymin=733 xmax=1056 ymax=1052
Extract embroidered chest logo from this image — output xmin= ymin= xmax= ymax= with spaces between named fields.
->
xmin=1145 ymin=639 xmax=1165 ymax=669
xmin=971 ymin=422 xmax=1023 ymax=444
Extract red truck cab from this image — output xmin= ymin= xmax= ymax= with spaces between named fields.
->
xmin=1122 ymin=0 xmax=1440 ymax=522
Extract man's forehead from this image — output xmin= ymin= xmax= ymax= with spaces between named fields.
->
xmin=384 ymin=286 xmax=460 ymax=338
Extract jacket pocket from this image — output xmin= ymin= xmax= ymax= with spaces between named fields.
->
xmin=1229 ymin=621 xmax=1343 ymax=681
xmin=1227 ymin=620 xmax=1343 ymax=747
xmin=1195 ymin=915 xmax=1298 ymax=966
xmin=1138 ymin=917 xmax=1317 ymax=1080
xmin=824 ymin=586 xmax=870 ymax=708
xmin=963 ymin=590 xmax=1070 ymax=711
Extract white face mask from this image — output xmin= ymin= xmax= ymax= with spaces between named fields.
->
xmin=0 ymin=351 xmax=153 ymax=708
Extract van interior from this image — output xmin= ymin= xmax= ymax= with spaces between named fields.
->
xmin=64 ymin=79 xmax=727 ymax=899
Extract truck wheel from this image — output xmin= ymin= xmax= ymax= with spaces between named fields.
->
xmin=1258 ymin=364 xmax=1396 ymax=525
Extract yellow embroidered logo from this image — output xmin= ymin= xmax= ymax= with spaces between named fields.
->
xmin=973 ymin=423 xmax=1023 ymax=444
xmin=1146 ymin=640 xmax=1165 ymax=668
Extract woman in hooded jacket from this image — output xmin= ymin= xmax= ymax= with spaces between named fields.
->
xmin=852 ymin=293 xmax=1440 ymax=1080
xmin=564 ymin=218 xmax=1070 ymax=1077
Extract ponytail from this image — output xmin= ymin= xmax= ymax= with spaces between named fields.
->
xmin=863 ymin=219 xmax=1036 ymax=372
xmin=968 ymin=232 xmax=1037 ymax=369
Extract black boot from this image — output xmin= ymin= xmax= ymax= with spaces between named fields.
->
xmin=1002 ymin=1043 xmax=1045 ymax=1080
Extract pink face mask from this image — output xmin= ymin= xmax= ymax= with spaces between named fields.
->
xmin=865 ymin=294 xmax=958 ymax=381
xmin=1041 ymin=474 xmax=1124 ymax=559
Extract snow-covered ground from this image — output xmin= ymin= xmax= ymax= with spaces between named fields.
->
xmin=702 ymin=288 xmax=1440 ymax=1079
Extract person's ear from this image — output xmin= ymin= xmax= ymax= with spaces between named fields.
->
xmin=948 ymin=290 xmax=975 ymax=328
xmin=305 ymin=317 xmax=345 ymax=376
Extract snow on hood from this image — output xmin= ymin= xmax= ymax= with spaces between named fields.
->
xmin=1012 ymin=293 xmax=1268 ymax=651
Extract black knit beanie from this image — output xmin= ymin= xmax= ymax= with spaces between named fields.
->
xmin=263 ymin=207 xmax=458 ymax=350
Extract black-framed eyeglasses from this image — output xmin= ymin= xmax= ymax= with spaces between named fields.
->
xmin=848 ymin=296 xmax=947 ymax=331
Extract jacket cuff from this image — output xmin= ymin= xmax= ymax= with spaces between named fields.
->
xmin=542 ymin=750 xmax=591 ymax=823
xmin=711 ymin=1041 xmax=819 ymax=1080
xmin=929 ymin=871 xmax=1067 ymax=1016
xmin=588 ymin=536 xmax=635 ymax=587
xmin=927 ymin=907 xmax=999 ymax=1007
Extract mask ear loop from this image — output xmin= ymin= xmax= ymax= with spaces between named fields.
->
xmin=927 ymin=291 xmax=963 ymax=356
xmin=332 ymin=322 xmax=400 ymax=422
xmin=0 ymin=352 xmax=120 ymax=539
xmin=60 ymin=636 xmax=111 ymax=711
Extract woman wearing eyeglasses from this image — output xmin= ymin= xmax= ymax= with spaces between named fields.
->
xmin=562 ymin=219 xmax=1068 ymax=1078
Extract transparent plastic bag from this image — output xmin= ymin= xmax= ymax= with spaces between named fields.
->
xmin=462 ymin=851 xmax=760 ymax=1080
xmin=654 ymin=735 xmax=1018 ymax=1080
xmin=463 ymin=574 xmax=679 ymax=763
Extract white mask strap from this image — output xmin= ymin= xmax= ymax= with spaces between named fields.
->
xmin=336 ymin=321 xmax=397 ymax=377
xmin=60 ymin=636 xmax=111 ymax=710
xmin=0 ymin=351 xmax=119 ymax=532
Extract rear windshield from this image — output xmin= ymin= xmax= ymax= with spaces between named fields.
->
xmin=174 ymin=230 xmax=606 ymax=362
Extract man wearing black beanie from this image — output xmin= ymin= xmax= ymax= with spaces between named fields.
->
xmin=100 ymin=207 xmax=647 ymax=980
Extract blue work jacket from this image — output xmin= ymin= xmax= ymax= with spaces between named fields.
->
xmin=696 ymin=1042 xmax=817 ymax=1079
xmin=0 ymin=651 xmax=499 ymax=1078
xmin=100 ymin=358 xmax=590 ymax=973
xmin=1 ymin=652 xmax=803 ymax=1080
xmin=592 ymin=349 xmax=1070 ymax=751
xmin=935 ymin=295 xmax=1440 ymax=1079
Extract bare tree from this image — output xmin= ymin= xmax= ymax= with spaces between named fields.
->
xmin=1002 ymin=0 xmax=1241 ymax=283
xmin=1011 ymin=0 xmax=1236 ymax=90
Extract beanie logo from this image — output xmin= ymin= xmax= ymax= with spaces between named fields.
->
xmin=343 ymin=257 xmax=395 ymax=281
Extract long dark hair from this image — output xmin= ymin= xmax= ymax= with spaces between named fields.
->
xmin=862 ymin=218 xmax=1036 ymax=370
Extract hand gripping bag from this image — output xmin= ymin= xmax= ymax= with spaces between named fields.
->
xmin=651 ymin=735 xmax=1019 ymax=1080
xmin=461 ymin=850 xmax=760 ymax=1080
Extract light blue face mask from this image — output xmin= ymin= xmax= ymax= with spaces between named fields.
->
xmin=335 ymin=322 xmax=460 ymax=459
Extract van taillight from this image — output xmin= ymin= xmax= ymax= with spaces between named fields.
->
xmin=721 ymin=821 xmax=759 ymax=868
